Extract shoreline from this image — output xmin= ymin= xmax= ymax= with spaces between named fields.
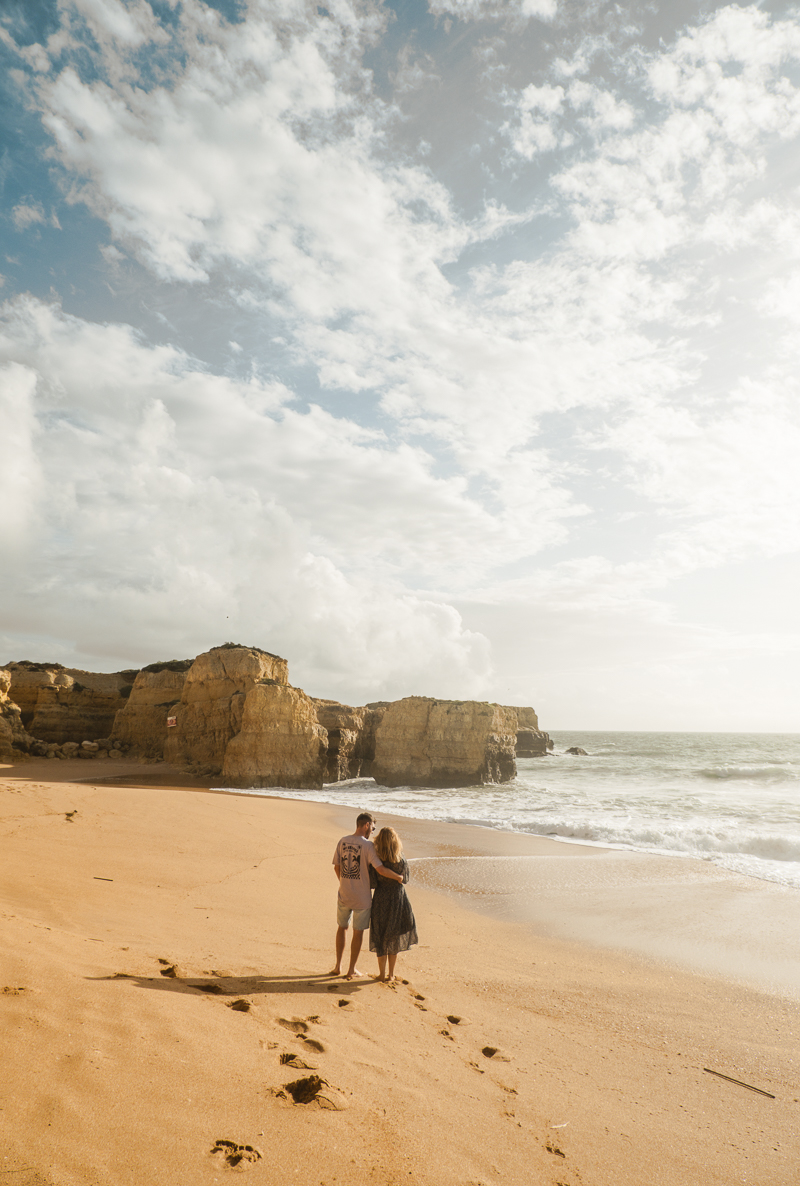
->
xmin=2 ymin=758 xmax=799 ymax=1185
xmin=61 ymin=761 xmax=800 ymax=997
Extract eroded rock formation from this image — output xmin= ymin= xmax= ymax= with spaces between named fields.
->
xmin=163 ymin=644 xmax=289 ymax=774
xmin=222 ymin=684 xmax=328 ymax=789
xmin=111 ymin=660 xmax=193 ymax=758
xmin=0 ymin=669 xmax=34 ymax=761
xmin=515 ymin=728 xmax=552 ymax=756
xmin=372 ymin=696 xmax=518 ymax=787
xmin=6 ymin=661 xmax=140 ymax=743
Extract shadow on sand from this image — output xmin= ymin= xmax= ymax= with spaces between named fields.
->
xmin=87 ymin=970 xmax=367 ymax=999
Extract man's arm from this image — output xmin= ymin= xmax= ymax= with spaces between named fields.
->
xmin=334 ymin=863 xmax=341 ymax=880
xmin=375 ymin=864 xmax=403 ymax=882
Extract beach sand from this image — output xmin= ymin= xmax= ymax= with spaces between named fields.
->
xmin=1 ymin=759 xmax=798 ymax=1185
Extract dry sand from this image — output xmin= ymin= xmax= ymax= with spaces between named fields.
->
xmin=1 ymin=758 xmax=798 ymax=1185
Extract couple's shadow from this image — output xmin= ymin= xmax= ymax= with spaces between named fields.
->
xmin=88 ymin=969 xmax=366 ymax=999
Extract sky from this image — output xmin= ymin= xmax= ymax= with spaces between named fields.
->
xmin=1 ymin=0 xmax=799 ymax=730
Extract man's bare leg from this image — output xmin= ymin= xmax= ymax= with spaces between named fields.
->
xmin=330 ymin=925 xmax=347 ymax=976
xmin=345 ymin=928 xmax=365 ymax=979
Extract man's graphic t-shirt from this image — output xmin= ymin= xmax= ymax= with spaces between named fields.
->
xmin=333 ymin=834 xmax=384 ymax=911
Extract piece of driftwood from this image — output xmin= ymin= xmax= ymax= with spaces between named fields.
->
xmin=703 ymin=1067 xmax=775 ymax=1098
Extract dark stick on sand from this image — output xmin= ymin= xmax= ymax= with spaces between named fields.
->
xmin=703 ymin=1068 xmax=775 ymax=1098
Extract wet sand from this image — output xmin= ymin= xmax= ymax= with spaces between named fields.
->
xmin=1 ymin=758 xmax=798 ymax=1185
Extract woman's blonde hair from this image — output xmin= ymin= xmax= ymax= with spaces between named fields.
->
xmin=374 ymin=826 xmax=402 ymax=863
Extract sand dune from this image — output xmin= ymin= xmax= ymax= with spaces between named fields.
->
xmin=1 ymin=758 xmax=798 ymax=1185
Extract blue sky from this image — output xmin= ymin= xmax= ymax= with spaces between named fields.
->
xmin=1 ymin=0 xmax=799 ymax=729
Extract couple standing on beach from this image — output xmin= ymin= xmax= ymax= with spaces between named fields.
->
xmin=332 ymin=811 xmax=419 ymax=982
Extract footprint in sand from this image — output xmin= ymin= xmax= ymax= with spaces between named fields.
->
xmin=228 ymin=999 xmax=252 ymax=1012
xmin=280 ymin=1052 xmax=316 ymax=1069
xmin=337 ymin=998 xmax=352 ymax=1008
xmin=277 ymin=1017 xmax=326 ymax=1051
xmin=278 ymin=1017 xmax=309 ymax=1033
xmin=274 ymin=1075 xmax=347 ymax=1110
xmin=1 ymin=986 xmax=28 ymax=996
xmin=481 ymin=1046 xmax=511 ymax=1062
xmin=158 ymin=960 xmax=179 ymax=978
xmin=211 ymin=1140 xmax=263 ymax=1168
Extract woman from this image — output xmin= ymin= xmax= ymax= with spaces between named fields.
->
xmin=369 ymin=826 xmax=418 ymax=982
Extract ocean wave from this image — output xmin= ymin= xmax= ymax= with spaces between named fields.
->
xmin=697 ymin=764 xmax=797 ymax=782
xmin=520 ymin=815 xmax=800 ymax=866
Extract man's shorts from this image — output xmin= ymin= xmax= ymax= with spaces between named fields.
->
xmin=337 ymin=902 xmax=371 ymax=931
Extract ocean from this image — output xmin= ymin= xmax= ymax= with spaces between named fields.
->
xmin=218 ymin=731 xmax=800 ymax=892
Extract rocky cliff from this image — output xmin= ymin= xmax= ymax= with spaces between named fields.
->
xmin=111 ymin=661 xmax=193 ymax=758
xmin=3 ymin=643 xmax=548 ymax=788
xmin=0 ymin=669 xmax=34 ymax=761
xmin=372 ymin=696 xmax=518 ymax=787
xmin=514 ymin=727 xmax=552 ymax=756
xmin=163 ymin=644 xmax=289 ymax=774
xmin=222 ymin=684 xmax=328 ymax=789
xmin=6 ymin=661 xmax=140 ymax=743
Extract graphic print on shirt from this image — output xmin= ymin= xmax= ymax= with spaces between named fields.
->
xmin=340 ymin=841 xmax=363 ymax=880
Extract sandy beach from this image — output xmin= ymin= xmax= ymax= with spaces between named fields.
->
xmin=1 ymin=759 xmax=798 ymax=1186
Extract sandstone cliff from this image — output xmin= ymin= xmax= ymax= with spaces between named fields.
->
xmin=111 ymin=661 xmax=192 ymax=758
xmin=6 ymin=661 xmax=140 ymax=743
xmin=313 ymin=700 xmax=364 ymax=781
xmin=510 ymin=705 xmax=539 ymax=731
xmin=222 ymin=684 xmax=328 ymax=789
xmin=372 ymin=697 xmax=518 ymax=787
xmin=0 ymin=669 xmax=34 ymax=761
xmin=163 ymin=644 xmax=289 ymax=774
xmin=514 ymin=728 xmax=552 ymax=756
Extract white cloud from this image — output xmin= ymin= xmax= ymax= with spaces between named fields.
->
xmin=4 ymin=1 xmax=800 ymax=725
xmin=0 ymin=363 xmax=41 ymax=548
xmin=426 ymin=0 xmax=556 ymax=21
xmin=0 ymin=295 xmax=498 ymax=696
xmin=11 ymin=203 xmax=46 ymax=231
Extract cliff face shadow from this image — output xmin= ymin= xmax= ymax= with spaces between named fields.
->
xmin=88 ymin=972 xmax=363 ymax=998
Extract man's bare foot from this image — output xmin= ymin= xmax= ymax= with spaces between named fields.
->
xmin=345 ymin=968 xmax=363 ymax=980
xmin=327 ymin=967 xmax=342 ymax=977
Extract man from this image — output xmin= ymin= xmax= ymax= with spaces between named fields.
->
xmin=332 ymin=811 xmax=403 ymax=979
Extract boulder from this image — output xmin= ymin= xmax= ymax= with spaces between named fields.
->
xmin=565 ymin=746 xmax=587 ymax=756
xmin=222 ymin=684 xmax=328 ymax=789
xmin=111 ymin=661 xmax=192 ymax=758
xmin=164 ymin=644 xmax=289 ymax=774
xmin=372 ymin=697 xmax=518 ymax=788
